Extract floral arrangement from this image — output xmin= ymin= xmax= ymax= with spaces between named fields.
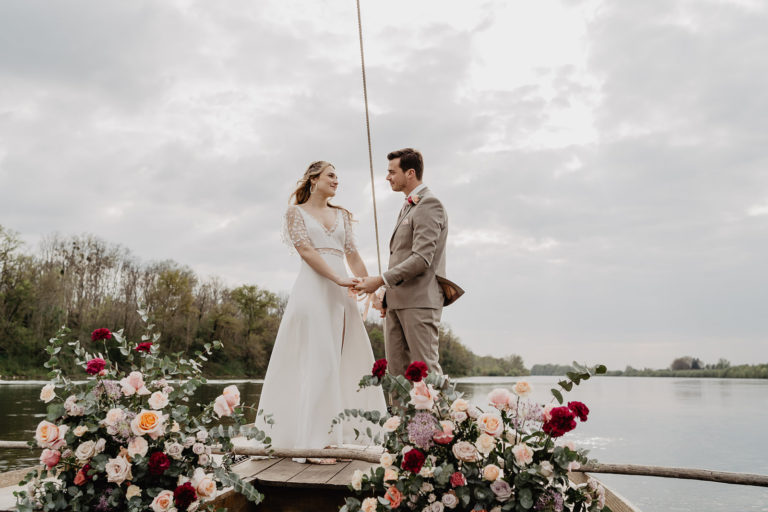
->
xmin=15 ymin=311 xmax=269 ymax=512
xmin=337 ymin=361 xmax=610 ymax=512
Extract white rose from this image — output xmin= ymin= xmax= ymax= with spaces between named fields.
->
xmin=451 ymin=441 xmax=480 ymax=462
xmin=151 ymin=490 xmax=175 ymax=512
xmin=148 ymin=391 xmax=169 ymax=410
xmin=74 ymin=440 xmax=96 ymax=463
xmin=95 ymin=438 xmax=106 ymax=454
xmin=379 ymin=452 xmax=395 ymax=467
xmin=188 ymin=501 xmax=200 ymax=512
xmin=361 ymin=497 xmax=377 ymax=512
xmin=421 ymin=482 xmax=434 ymax=493
xmin=467 ymin=406 xmax=481 ymax=419
xmin=441 ymin=493 xmax=459 ymax=509
xmin=126 ymin=485 xmax=142 ymax=499
xmin=419 ymin=465 xmax=435 ymax=478
xmin=165 ymin=442 xmax=185 ymax=460
xmin=475 ymin=433 xmax=496 ymax=455
xmin=450 ymin=411 xmax=468 ymax=423
xmin=198 ymin=453 xmax=211 ymax=466
xmin=428 ymin=502 xmax=444 ymax=512
xmin=103 ymin=408 xmax=125 ymax=427
xmin=192 ymin=443 xmax=205 ymax=455
xmin=192 ymin=468 xmax=217 ymax=500
xmin=170 ymin=421 xmax=180 ymax=433
xmin=450 ymin=398 xmax=468 ymax=412
xmin=128 ymin=436 xmax=149 ymax=457
xmin=40 ymin=384 xmax=56 ymax=403
xmin=73 ymin=426 xmax=88 ymax=437
xmin=538 ymin=461 xmax=554 ymax=479
xmin=105 ymin=455 xmax=133 ymax=485
xmin=382 ymin=416 xmax=401 ymax=432
xmin=350 ymin=469 xmax=363 ymax=491
xmin=184 ymin=436 xmax=196 ymax=448
xmin=196 ymin=429 xmax=208 ymax=442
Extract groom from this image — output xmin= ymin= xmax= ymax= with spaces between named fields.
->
xmin=355 ymin=148 xmax=462 ymax=377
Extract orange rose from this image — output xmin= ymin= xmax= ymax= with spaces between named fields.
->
xmin=35 ymin=421 xmax=60 ymax=448
xmin=130 ymin=409 xmax=165 ymax=439
xmin=385 ymin=486 xmax=403 ymax=508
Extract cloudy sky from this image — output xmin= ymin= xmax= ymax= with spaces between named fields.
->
xmin=1 ymin=0 xmax=766 ymax=369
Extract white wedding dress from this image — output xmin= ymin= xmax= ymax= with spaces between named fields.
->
xmin=253 ymin=205 xmax=386 ymax=450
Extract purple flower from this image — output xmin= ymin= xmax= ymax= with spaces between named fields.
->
xmin=490 ymin=480 xmax=513 ymax=502
xmin=406 ymin=412 xmax=439 ymax=450
xmin=535 ymin=489 xmax=564 ymax=512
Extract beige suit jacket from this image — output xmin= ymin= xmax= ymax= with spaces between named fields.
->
xmin=383 ymin=187 xmax=448 ymax=310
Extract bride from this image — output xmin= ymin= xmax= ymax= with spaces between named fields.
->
xmin=254 ymin=160 xmax=386 ymax=462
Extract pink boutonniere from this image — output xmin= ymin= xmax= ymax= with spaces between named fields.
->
xmin=407 ymin=194 xmax=421 ymax=205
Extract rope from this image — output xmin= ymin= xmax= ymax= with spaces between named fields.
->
xmin=355 ymin=0 xmax=382 ymax=276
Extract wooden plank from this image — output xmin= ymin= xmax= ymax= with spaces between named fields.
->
xmin=569 ymin=471 xmax=642 ymax=512
xmin=287 ymin=460 xmax=348 ymax=485
xmin=327 ymin=460 xmax=377 ymax=488
xmin=234 ymin=457 xmax=283 ymax=480
xmin=253 ymin=458 xmax=310 ymax=485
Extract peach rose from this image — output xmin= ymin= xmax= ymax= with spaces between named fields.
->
xmin=475 ymin=433 xmax=496 ymax=455
xmin=450 ymin=398 xmax=468 ymax=412
xmin=40 ymin=384 xmax=56 ymax=403
xmin=512 ymin=443 xmax=534 ymax=465
xmin=126 ymin=485 xmax=142 ymax=499
xmin=384 ymin=468 xmax=399 ymax=483
xmin=477 ymin=412 xmax=504 ymax=437
xmin=40 ymin=449 xmax=60 ymax=469
xmin=409 ymin=381 xmax=438 ymax=410
xmin=361 ymin=497 xmax=377 ymax=512
xmin=151 ymin=490 xmax=175 ymax=512
xmin=192 ymin=468 xmax=217 ymax=501
xmin=382 ymin=416 xmax=401 ymax=432
xmin=35 ymin=421 xmax=60 ymax=448
xmin=482 ymin=463 xmax=503 ymax=481
xmin=513 ymin=381 xmax=532 ymax=397
xmin=385 ymin=486 xmax=403 ymax=508
xmin=380 ymin=452 xmax=395 ymax=467
xmin=487 ymin=388 xmax=512 ymax=409
xmin=73 ymin=425 xmax=88 ymax=437
xmin=131 ymin=409 xmax=165 ymax=439
xmin=222 ymin=385 xmax=240 ymax=408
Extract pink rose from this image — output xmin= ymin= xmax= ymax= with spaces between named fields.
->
xmin=40 ymin=449 xmax=60 ymax=469
xmin=487 ymin=388 xmax=512 ymax=409
xmin=409 ymin=380 xmax=438 ymax=410
xmin=222 ymin=385 xmax=240 ymax=408
xmin=213 ymin=395 xmax=233 ymax=417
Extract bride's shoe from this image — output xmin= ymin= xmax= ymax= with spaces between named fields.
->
xmin=291 ymin=457 xmax=307 ymax=464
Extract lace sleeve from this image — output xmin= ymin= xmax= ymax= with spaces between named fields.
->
xmin=343 ymin=209 xmax=357 ymax=254
xmin=281 ymin=206 xmax=311 ymax=251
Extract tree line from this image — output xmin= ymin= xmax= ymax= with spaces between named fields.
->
xmin=0 ymin=225 xmax=527 ymax=379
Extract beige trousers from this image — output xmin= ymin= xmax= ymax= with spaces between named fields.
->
xmin=384 ymin=307 xmax=443 ymax=377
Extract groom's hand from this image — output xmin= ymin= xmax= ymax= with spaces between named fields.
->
xmin=355 ymin=275 xmax=384 ymax=294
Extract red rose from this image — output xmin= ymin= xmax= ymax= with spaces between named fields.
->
xmin=135 ymin=342 xmax=153 ymax=353
xmin=542 ymin=406 xmax=577 ymax=437
xmin=85 ymin=358 xmax=106 ymax=375
xmin=148 ymin=451 xmax=171 ymax=475
xmin=401 ymin=448 xmax=426 ymax=473
xmin=91 ymin=328 xmax=112 ymax=341
xmin=404 ymin=361 xmax=428 ymax=382
xmin=74 ymin=463 xmax=94 ymax=485
xmin=372 ymin=358 xmax=387 ymax=378
xmin=567 ymin=401 xmax=589 ymax=422
xmin=174 ymin=482 xmax=197 ymax=511
xmin=449 ymin=471 xmax=467 ymax=487
xmin=433 ymin=431 xmax=454 ymax=445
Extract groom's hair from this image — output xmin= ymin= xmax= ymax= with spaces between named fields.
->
xmin=387 ymin=148 xmax=424 ymax=180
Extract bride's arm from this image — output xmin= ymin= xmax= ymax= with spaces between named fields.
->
xmin=345 ymin=250 xmax=369 ymax=278
xmin=296 ymin=245 xmax=356 ymax=286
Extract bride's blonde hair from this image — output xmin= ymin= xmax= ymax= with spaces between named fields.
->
xmin=290 ymin=161 xmax=353 ymax=219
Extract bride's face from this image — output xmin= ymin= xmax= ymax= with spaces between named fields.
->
xmin=313 ymin=166 xmax=339 ymax=197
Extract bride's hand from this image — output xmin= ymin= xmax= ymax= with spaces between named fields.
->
xmin=335 ymin=277 xmax=359 ymax=287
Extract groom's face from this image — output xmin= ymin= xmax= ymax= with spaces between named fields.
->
xmin=386 ymin=158 xmax=409 ymax=192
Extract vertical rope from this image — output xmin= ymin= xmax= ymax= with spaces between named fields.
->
xmin=355 ymin=0 xmax=382 ymax=276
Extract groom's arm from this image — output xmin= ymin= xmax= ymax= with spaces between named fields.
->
xmin=382 ymin=196 xmax=445 ymax=286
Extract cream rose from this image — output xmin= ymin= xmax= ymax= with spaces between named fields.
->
xmin=193 ymin=442 xmax=205 ymax=455
xmin=382 ymin=415 xmax=401 ymax=432
xmin=128 ymin=436 xmax=148 ymax=457
xmin=196 ymin=429 xmax=208 ymax=442
xmin=105 ymin=455 xmax=133 ymax=485
xmin=538 ymin=461 xmax=554 ymax=479
xmin=350 ymin=469 xmax=364 ymax=491
xmin=450 ymin=398 xmax=468 ymax=412
xmin=222 ymin=385 xmax=240 ymax=408
xmin=451 ymin=441 xmax=480 ymax=462
xmin=126 ymin=485 xmax=141 ymax=500
xmin=475 ymin=433 xmax=496 ymax=455
xmin=151 ymin=490 xmax=175 ymax=512
xmin=361 ymin=497 xmax=378 ymax=512
xmin=103 ymin=408 xmax=125 ymax=427
xmin=383 ymin=468 xmax=399 ymax=483
xmin=513 ymin=381 xmax=532 ymax=397
xmin=512 ymin=443 xmax=534 ymax=465
xmin=380 ymin=452 xmax=395 ymax=467
xmin=40 ymin=384 xmax=56 ymax=403
xmin=419 ymin=465 xmax=435 ymax=478
xmin=35 ymin=421 xmax=60 ymax=448
xmin=477 ymin=411 xmax=504 ymax=437
xmin=170 ymin=421 xmax=180 ymax=433
xmin=441 ymin=492 xmax=459 ymax=509
xmin=95 ymin=438 xmax=106 ymax=454
xmin=165 ymin=441 xmax=184 ymax=460
xmin=192 ymin=468 xmax=217 ymax=500
xmin=148 ymin=391 xmax=169 ymax=409
xmin=131 ymin=409 xmax=165 ymax=439
xmin=409 ymin=381 xmax=438 ymax=410
xmin=73 ymin=425 xmax=88 ymax=437
xmin=482 ymin=463 xmax=503 ymax=481
xmin=74 ymin=440 xmax=96 ymax=463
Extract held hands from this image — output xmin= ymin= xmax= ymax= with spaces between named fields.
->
xmin=354 ymin=275 xmax=384 ymax=294
xmin=335 ymin=277 xmax=360 ymax=288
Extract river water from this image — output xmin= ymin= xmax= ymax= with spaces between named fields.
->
xmin=1 ymin=376 xmax=766 ymax=511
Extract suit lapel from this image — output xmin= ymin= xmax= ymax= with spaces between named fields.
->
xmin=390 ymin=187 xmax=431 ymax=245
